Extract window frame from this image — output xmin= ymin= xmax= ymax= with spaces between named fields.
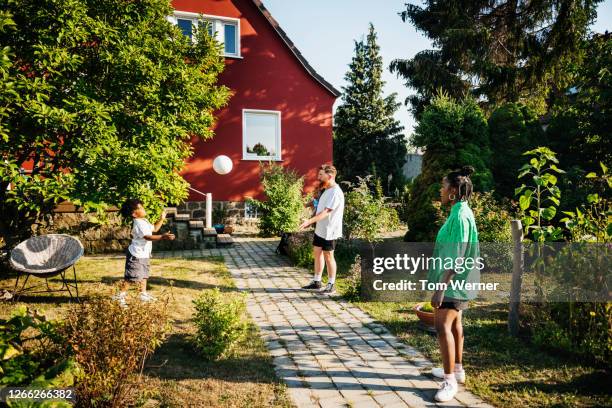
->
xmin=242 ymin=109 xmax=282 ymax=162
xmin=170 ymin=11 xmax=241 ymax=58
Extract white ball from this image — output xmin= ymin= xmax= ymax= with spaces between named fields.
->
xmin=212 ymin=155 xmax=233 ymax=175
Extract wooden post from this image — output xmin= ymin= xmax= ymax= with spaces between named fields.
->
xmin=509 ymin=219 xmax=524 ymax=336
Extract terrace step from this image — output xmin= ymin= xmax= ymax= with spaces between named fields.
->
xmin=216 ymin=234 xmax=234 ymax=247
xmin=174 ymin=213 xmax=191 ymax=222
xmin=202 ymin=228 xmax=218 ymax=237
xmin=164 ymin=207 xmax=178 ymax=218
xmin=188 ymin=220 xmax=204 ymax=229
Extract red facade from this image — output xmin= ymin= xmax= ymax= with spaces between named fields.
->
xmin=171 ymin=0 xmax=338 ymax=202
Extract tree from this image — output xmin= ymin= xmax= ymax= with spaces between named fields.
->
xmin=547 ymin=32 xmax=611 ymax=172
xmin=391 ymin=0 xmax=601 ymax=117
xmin=0 ymin=0 xmax=230 ymax=248
xmin=488 ymin=102 xmax=543 ymax=199
xmin=404 ymin=93 xmax=493 ymax=241
xmin=546 ymin=32 xmax=611 ymax=211
xmin=334 ymin=24 xmax=407 ymax=195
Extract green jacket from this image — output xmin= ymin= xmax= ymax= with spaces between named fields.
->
xmin=427 ymin=201 xmax=480 ymax=300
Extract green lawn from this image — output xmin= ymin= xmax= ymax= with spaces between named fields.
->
xmin=0 ymin=256 xmax=292 ymax=408
xmin=330 ymin=241 xmax=611 ymax=408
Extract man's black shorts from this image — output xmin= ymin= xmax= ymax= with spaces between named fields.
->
xmin=313 ymin=233 xmax=336 ymax=251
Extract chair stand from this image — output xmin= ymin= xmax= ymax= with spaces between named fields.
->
xmin=12 ymin=265 xmax=80 ymax=303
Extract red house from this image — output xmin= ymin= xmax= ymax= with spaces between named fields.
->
xmin=170 ymin=0 xmax=339 ymax=220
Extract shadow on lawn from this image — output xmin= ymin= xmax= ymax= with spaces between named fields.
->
xmin=492 ymin=369 xmax=611 ymax=399
xmin=75 ymin=276 xmax=236 ymax=292
xmin=145 ymin=325 xmax=280 ymax=385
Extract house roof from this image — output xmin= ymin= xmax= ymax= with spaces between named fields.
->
xmin=251 ymin=0 xmax=341 ymax=97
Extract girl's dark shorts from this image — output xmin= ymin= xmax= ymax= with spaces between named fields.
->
xmin=313 ymin=233 xmax=336 ymax=251
xmin=124 ymin=251 xmax=150 ymax=282
xmin=439 ymin=297 xmax=469 ymax=311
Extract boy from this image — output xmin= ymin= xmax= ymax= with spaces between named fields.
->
xmin=113 ymin=199 xmax=175 ymax=306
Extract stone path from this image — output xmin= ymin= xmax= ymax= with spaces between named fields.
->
xmin=156 ymin=237 xmax=493 ymax=408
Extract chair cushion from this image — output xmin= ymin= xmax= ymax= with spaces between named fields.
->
xmin=10 ymin=234 xmax=84 ymax=274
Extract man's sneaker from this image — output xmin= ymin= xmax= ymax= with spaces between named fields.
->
xmin=302 ymin=280 xmax=322 ymax=290
xmin=434 ymin=380 xmax=458 ymax=402
xmin=139 ymin=292 xmax=157 ymax=302
xmin=321 ymin=283 xmax=336 ymax=294
xmin=432 ymin=367 xmax=466 ymax=384
xmin=112 ymin=293 xmax=128 ymax=308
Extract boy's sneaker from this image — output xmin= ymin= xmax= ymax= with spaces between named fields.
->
xmin=112 ymin=293 xmax=128 ymax=308
xmin=321 ymin=283 xmax=336 ymax=294
xmin=139 ymin=292 xmax=156 ymax=302
xmin=432 ymin=367 xmax=465 ymax=384
xmin=434 ymin=380 xmax=458 ymax=402
xmin=302 ymin=280 xmax=322 ymax=290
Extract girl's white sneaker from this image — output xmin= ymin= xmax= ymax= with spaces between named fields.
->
xmin=432 ymin=367 xmax=466 ymax=384
xmin=435 ymin=380 xmax=458 ymax=402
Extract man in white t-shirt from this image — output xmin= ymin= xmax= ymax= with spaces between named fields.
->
xmin=299 ymin=164 xmax=344 ymax=294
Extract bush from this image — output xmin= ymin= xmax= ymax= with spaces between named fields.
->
xmin=396 ymin=182 xmax=413 ymax=224
xmin=0 ymin=306 xmax=77 ymax=391
xmin=523 ymin=164 xmax=612 ymax=365
xmin=527 ymin=302 xmax=611 ymax=365
xmin=344 ymin=176 xmax=400 ymax=243
xmin=61 ymin=297 xmax=170 ymax=407
xmin=342 ymin=254 xmax=362 ymax=301
xmin=286 ymin=231 xmax=314 ymax=268
xmin=249 ymin=163 xmax=307 ymax=237
xmin=470 ymin=192 xmax=513 ymax=272
xmin=192 ymin=288 xmax=247 ymax=361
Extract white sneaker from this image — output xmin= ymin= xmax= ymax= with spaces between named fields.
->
xmin=434 ymin=380 xmax=458 ymax=402
xmin=139 ymin=292 xmax=156 ymax=302
xmin=112 ymin=292 xmax=128 ymax=308
xmin=320 ymin=283 xmax=336 ymax=294
xmin=432 ymin=367 xmax=466 ymax=384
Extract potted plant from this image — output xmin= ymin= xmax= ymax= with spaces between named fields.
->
xmin=414 ymin=302 xmax=436 ymax=332
xmin=212 ymin=204 xmax=229 ymax=234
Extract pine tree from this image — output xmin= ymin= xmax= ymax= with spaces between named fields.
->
xmin=391 ymin=0 xmax=601 ymax=117
xmin=334 ymin=24 xmax=407 ymax=195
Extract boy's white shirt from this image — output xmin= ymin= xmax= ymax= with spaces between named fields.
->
xmin=128 ymin=218 xmax=154 ymax=258
xmin=314 ymin=183 xmax=345 ymax=240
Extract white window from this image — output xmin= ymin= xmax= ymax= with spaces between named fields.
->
xmin=170 ymin=11 xmax=241 ymax=58
xmin=244 ymin=201 xmax=258 ymax=219
xmin=242 ymin=109 xmax=281 ymax=161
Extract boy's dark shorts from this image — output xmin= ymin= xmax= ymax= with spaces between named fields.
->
xmin=313 ymin=233 xmax=336 ymax=251
xmin=439 ymin=297 xmax=469 ymax=311
xmin=124 ymin=250 xmax=150 ymax=282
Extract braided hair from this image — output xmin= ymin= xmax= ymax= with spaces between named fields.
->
xmin=445 ymin=166 xmax=475 ymax=201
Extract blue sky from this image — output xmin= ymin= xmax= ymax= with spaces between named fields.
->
xmin=262 ymin=0 xmax=612 ymax=137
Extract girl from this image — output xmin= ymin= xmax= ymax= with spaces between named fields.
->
xmin=428 ymin=166 xmax=479 ymax=402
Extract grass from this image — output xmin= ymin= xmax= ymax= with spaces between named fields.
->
xmin=329 ymin=239 xmax=611 ymax=408
xmin=0 ymin=256 xmax=293 ymax=408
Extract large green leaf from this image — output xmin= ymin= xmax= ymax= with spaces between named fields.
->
xmin=541 ymin=206 xmax=557 ymax=221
